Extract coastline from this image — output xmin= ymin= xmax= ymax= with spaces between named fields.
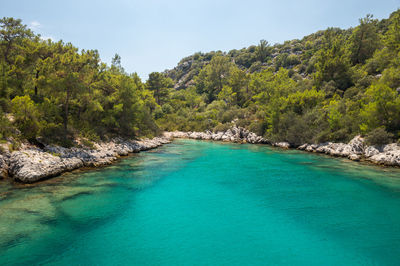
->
xmin=163 ymin=128 xmax=400 ymax=168
xmin=1 ymin=126 xmax=399 ymax=184
xmin=0 ymin=136 xmax=171 ymax=183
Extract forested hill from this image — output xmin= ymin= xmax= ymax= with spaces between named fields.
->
xmin=164 ymin=12 xmax=392 ymax=91
xmin=1 ymin=9 xmax=400 ymax=148
xmin=0 ymin=18 xmax=160 ymax=147
xmin=154 ymin=9 xmax=400 ymax=146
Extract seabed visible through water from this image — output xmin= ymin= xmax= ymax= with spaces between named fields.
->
xmin=1 ymin=139 xmax=400 ymax=265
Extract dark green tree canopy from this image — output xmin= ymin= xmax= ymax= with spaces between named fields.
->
xmin=1 ymin=9 xmax=400 ymax=147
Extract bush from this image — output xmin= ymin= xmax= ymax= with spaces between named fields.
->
xmin=0 ymin=110 xmax=12 ymax=139
xmin=0 ymin=98 xmax=10 ymax=113
xmin=8 ymin=141 xmax=20 ymax=152
xmin=248 ymin=120 xmax=266 ymax=136
xmin=220 ymin=109 xmax=239 ymax=123
xmin=213 ymin=123 xmax=232 ymax=133
xmin=11 ymin=95 xmax=40 ymax=139
xmin=365 ymin=127 xmax=394 ymax=145
xmin=161 ymin=103 xmax=174 ymax=114
xmin=40 ymin=123 xmax=74 ymax=147
xmin=81 ymin=139 xmax=95 ymax=149
xmin=236 ymin=119 xmax=250 ymax=128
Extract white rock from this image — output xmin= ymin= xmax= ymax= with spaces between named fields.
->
xmin=9 ymin=137 xmax=170 ymax=183
xmin=0 ymin=154 xmax=8 ymax=178
xmin=274 ymin=142 xmax=290 ymax=149
xmin=297 ymin=144 xmax=308 ymax=150
xmin=349 ymin=154 xmax=361 ymax=161
xmin=364 ymin=146 xmax=380 ymax=158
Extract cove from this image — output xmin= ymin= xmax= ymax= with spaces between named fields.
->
xmin=1 ymin=139 xmax=400 ymax=265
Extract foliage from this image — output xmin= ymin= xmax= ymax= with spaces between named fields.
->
xmin=11 ymin=95 xmax=39 ymax=139
xmin=157 ymin=9 xmax=400 ymax=146
xmin=2 ymin=9 xmax=400 ymax=148
xmin=0 ymin=17 xmax=160 ymax=145
xmin=349 ymin=14 xmax=380 ymax=65
xmin=365 ymin=127 xmax=394 ymax=145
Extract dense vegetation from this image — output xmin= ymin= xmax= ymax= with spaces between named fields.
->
xmin=1 ymin=9 xmax=400 ymax=147
xmin=0 ymin=18 xmax=159 ymax=146
xmin=156 ymin=10 xmax=400 ymax=146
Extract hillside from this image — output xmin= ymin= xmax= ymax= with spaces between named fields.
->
xmin=153 ymin=10 xmax=400 ymax=146
xmin=0 ymin=9 xmax=400 ymax=149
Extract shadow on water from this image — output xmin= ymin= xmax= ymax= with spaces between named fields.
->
xmin=0 ymin=141 xmax=203 ymax=264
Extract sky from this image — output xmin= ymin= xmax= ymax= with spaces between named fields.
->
xmin=1 ymin=0 xmax=399 ymax=80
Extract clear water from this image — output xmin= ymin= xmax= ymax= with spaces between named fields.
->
xmin=1 ymin=139 xmax=400 ymax=265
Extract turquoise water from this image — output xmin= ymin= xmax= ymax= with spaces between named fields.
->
xmin=1 ymin=139 xmax=400 ymax=265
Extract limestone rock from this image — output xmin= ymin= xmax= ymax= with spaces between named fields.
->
xmin=273 ymin=142 xmax=291 ymax=149
xmin=163 ymin=126 xmax=269 ymax=144
xmin=297 ymin=144 xmax=308 ymax=150
xmin=8 ymin=137 xmax=170 ymax=183
xmin=364 ymin=146 xmax=380 ymax=158
xmin=165 ymin=129 xmax=400 ymax=167
xmin=349 ymin=154 xmax=361 ymax=161
xmin=0 ymin=154 xmax=8 ymax=178
xmin=367 ymin=143 xmax=400 ymax=166
xmin=8 ymin=149 xmax=83 ymax=183
xmin=307 ymin=144 xmax=320 ymax=152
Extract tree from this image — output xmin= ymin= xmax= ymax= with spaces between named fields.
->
xmin=228 ymin=66 xmax=249 ymax=106
xmin=314 ymin=30 xmax=353 ymax=91
xmin=45 ymin=44 xmax=98 ymax=139
xmin=0 ymin=17 xmax=34 ymax=99
xmin=195 ymin=55 xmax=233 ymax=103
xmin=349 ymin=14 xmax=380 ymax=65
xmin=146 ymin=72 xmax=173 ymax=105
xmin=384 ymin=10 xmax=400 ymax=52
xmin=256 ymin=39 xmax=270 ymax=63
xmin=11 ymin=95 xmax=40 ymax=139
xmin=217 ymin=85 xmax=236 ymax=106
xmin=0 ymin=17 xmax=33 ymax=64
xmin=360 ymin=83 xmax=400 ymax=134
xmin=111 ymin=53 xmax=124 ymax=73
xmin=28 ymin=38 xmax=55 ymax=98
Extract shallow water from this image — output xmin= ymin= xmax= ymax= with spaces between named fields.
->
xmin=1 ymin=139 xmax=400 ymax=265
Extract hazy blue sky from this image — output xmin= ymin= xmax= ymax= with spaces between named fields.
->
xmin=1 ymin=0 xmax=399 ymax=79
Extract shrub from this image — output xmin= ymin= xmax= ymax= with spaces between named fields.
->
xmin=8 ymin=141 xmax=20 ymax=152
xmin=248 ymin=120 xmax=266 ymax=136
xmin=81 ymin=139 xmax=95 ymax=149
xmin=11 ymin=95 xmax=40 ymax=139
xmin=40 ymin=123 xmax=73 ymax=147
xmin=213 ymin=123 xmax=232 ymax=133
xmin=365 ymin=127 xmax=394 ymax=145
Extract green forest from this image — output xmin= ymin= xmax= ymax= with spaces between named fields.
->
xmin=1 ymin=9 xmax=400 ymax=147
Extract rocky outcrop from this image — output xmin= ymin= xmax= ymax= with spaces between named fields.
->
xmin=167 ymin=129 xmax=400 ymax=167
xmin=297 ymin=135 xmax=400 ymax=167
xmin=272 ymin=142 xmax=291 ymax=149
xmin=298 ymin=136 xmax=365 ymax=158
xmin=0 ymin=154 xmax=8 ymax=178
xmin=8 ymin=149 xmax=84 ymax=183
xmin=164 ymin=126 xmax=269 ymax=144
xmin=366 ymin=143 xmax=400 ymax=166
xmin=8 ymin=137 xmax=171 ymax=183
xmin=5 ymin=130 xmax=400 ymax=183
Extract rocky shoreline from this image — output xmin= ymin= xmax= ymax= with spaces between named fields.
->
xmin=163 ymin=127 xmax=269 ymax=144
xmin=1 ymin=127 xmax=399 ymax=184
xmin=0 ymin=137 xmax=171 ymax=183
xmin=163 ymin=127 xmax=400 ymax=167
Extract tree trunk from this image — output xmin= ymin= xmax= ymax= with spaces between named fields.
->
xmin=0 ymin=63 xmax=7 ymax=98
xmin=355 ymin=29 xmax=365 ymax=64
xmin=156 ymin=88 xmax=160 ymax=105
xmin=4 ymin=43 xmax=12 ymax=65
xmin=63 ymin=88 xmax=70 ymax=140
xmin=34 ymin=70 xmax=39 ymax=96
